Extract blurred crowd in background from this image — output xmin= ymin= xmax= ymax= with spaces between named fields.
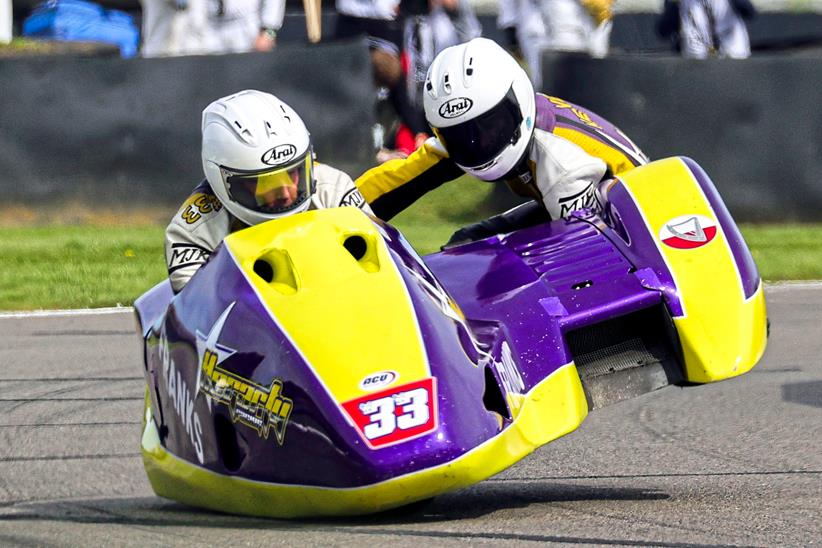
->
xmin=1 ymin=0 xmax=760 ymax=160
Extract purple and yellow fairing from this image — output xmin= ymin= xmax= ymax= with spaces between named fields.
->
xmin=134 ymin=157 xmax=766 ymax=518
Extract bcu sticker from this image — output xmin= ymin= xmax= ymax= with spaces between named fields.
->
xmin=359 ymin=370 xmax=398 ymax=391
xmin=659 ymin=215 xmax=717 ymax=249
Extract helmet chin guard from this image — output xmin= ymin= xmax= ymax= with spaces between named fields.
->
xmin=201 ymin=90 xmax=315 ymax=226
xmin=423 ymin=38 xmax=536 ymax=181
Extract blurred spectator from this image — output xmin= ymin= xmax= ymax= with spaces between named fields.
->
xmin=333 ymin=0 xmax=431 ymax=159
xmin=140 ymin=0 xmax=285 ymax=57
xmin=498 ymin=0 xmax=613 ymax=89
xmin=1 ymin=0 xmax=11 ymax=44
xmin=403 ymin=0 xmax=481 ymax=126
xmin=141 ymin=0 xmax=209 ymax=56
xmin=658 ymin=0 xmax=755 ymax=59
xmin=378 ymin=0 xmax=481 ymax=161
xmin=427 ymin=0 xmax=481 ymax=52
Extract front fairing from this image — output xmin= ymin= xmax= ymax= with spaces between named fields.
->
xmin=141 ymin=208 xmax=504 ymax=489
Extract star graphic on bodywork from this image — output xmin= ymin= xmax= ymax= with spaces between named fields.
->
xmin=195 ymin=302 xmax=238 ymax=406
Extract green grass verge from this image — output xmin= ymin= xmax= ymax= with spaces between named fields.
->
xmin=740 ymin=224 xmax=822 ymax=281
xmin=0 ymin=225 xmax=167 ymax=310
xmin=1 ymin=180 xmax=820 ymax=311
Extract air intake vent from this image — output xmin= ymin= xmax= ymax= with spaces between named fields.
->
xmin=482 ymin=365 xmax=511 ymax=420
xmin=344 ymin=235 xmax=367 ymax=260
xmin=214 ymin=413 xmax=246 ymax=472
xmin=566 ymin=305 xmax=684 ymax=409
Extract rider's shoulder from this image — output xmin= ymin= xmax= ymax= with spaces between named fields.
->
xmin=313 ymin=161 xmax=352 ymax=185
xmin=170 ymin=180 xmax=228 ymax=230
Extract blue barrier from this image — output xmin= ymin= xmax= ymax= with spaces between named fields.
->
xmin=23 ymin=0 xmax=140 ymax=58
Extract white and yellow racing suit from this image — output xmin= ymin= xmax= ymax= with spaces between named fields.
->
xmin=166 ymin=162 xmax=373 ymax=293
xmin=356 ymin=93 xmax=648 ymax=223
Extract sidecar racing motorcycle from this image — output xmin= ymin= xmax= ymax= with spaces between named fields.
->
xmin=134 ymin=156 xmax=767 ymax=518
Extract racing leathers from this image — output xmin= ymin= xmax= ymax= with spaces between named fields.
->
xmin=166 ymin=162 xmax=373 ymax=293
xmin=355 ymin=93 xmax=648 ymax=227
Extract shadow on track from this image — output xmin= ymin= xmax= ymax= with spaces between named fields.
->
xmin=0 ymin=481 xmax=667 ymax=526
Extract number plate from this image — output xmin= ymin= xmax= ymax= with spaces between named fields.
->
xmin=341 ymin=378 xmax=438 ymax=449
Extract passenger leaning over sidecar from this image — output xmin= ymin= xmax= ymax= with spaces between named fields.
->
xmin=355 ymin=37 xmax=649 ymax=245
xmin=165 ymin=90 xmax=373 ymax=293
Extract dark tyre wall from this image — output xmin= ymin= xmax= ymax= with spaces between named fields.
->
xmin=539 ymin=53 xmax=822 ymax=221
xmin=0 ymin=40 xmax=376 ymax=207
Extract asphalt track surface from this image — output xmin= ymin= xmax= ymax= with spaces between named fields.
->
xmin=0 ymin=284 xmax=820 ymax=547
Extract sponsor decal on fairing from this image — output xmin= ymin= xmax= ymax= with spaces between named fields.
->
xmin=359 ymin=370 xmax=398 ymax=391
xmin=195 ymin=302 xmax=294 ymax=445
xmin=342 ymin=378 xmax=437 ymax=449
xmin=659 ymin=214 xmax=717 ymax=249
xmin=158 ymin=327 xmax=205 ymax=463
xmin=493 ymin=341 xmax=525 ymax=396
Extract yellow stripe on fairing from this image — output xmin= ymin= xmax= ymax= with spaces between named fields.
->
xmin=141 ymin=363 xmax=588 ymax=518
xmin=224 ymin=208 xmax=428 ymax=403
xmin=618 ymin=158 xmax=767 ymax=383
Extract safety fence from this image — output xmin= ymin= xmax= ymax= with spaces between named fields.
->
xmin=540 ymin=52 xmax=822 ymax=222
xmin=0 ymin=39 xmax=375 ymax=207
xmin=1 ymin=39 xmax=820 ymax=220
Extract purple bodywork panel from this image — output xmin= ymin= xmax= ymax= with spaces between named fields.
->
xmin=139 ymin=234 xmax=500 ymax=489
xmin=681 ymin=157 xmax=760 ymax=298
xmin=593 ymin=181 xmax=686 ymax=317
xmin=425 ymin=216 xmax=664 ymax=391
xmin=135 ymin=157 xmax=757 ymax=492
xmin=136 ymin=210 xmax=675 ymax=490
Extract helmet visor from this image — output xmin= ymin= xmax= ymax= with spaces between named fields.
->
xmin=433 ymin=87 xmax=524 ymax=169
xmin=222 ymin=152 xmax=314 ymax=216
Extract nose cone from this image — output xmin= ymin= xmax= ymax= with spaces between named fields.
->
xmin=224 ymin=208 xmax=431 ymax=405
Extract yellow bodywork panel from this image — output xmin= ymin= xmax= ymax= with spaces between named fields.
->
xmin=617 ymin=158 xmax=767 ymax=383
xmin=142 ymin=363 xmax=588 ymax=518
xmin=223 ymin=207 xmax=429 ymax=404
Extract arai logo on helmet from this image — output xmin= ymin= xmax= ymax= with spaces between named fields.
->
xmin=439 ymin=97 xmax=473 ymax=119
xmin=261 ymin=144 xmax=297 ymax=166
xmin=359 ymin=370 xmax=398 ymax=391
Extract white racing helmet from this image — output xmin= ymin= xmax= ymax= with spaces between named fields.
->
xmin=423 ymin=38 xmax=536 ymax=181
xmin=201 ymin=90 xmax=315 ymax=226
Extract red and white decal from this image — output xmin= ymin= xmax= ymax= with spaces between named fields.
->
xmin=359 ymin=370 xmax=398 ymax=391
xmin=659 ymin=214 xmax=717 ymax=249
xmin=342 ymin=378 xmax=437 ymax=449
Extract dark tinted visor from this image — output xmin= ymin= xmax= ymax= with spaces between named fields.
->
xmin=434 ymin=87 xmax=523 ymax=169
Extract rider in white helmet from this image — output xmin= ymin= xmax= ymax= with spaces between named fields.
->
xmin=356 ymin=37 xmax=648 ymax=242
xmin=166 ymin=89 xmax=373 ymax=292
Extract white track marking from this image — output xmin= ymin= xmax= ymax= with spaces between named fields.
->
xmin=764 ymin=281 xmax=822 ymax=292
xmin=0 ymin=306 xmax=132 ymax=319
